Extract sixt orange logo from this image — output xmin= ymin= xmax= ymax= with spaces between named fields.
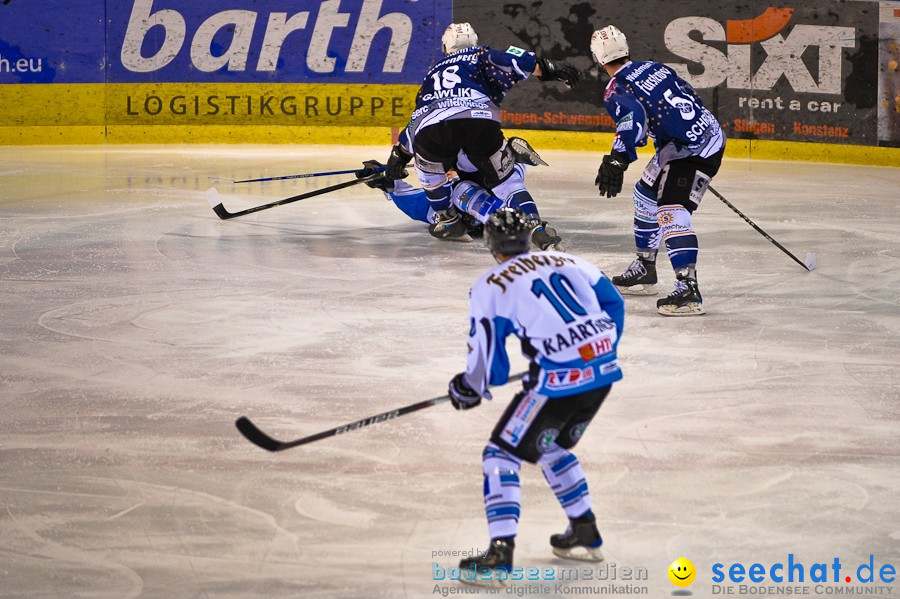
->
xmin=664 ymin=7 xmax=856 ymax=94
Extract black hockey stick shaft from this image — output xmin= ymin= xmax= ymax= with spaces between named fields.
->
xmin=708 ymin=185 xmax=813 ymax=271
xmin=207 ymin=173 xmax=380 ymax=220
xmin=223 ymin=167 xmax=382 ymax=185
xmin=235 ymin=372 xmax=526 ymax=452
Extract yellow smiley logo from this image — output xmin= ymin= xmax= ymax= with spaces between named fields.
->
xmin=668 ymin=557 xmax=696 ymax=586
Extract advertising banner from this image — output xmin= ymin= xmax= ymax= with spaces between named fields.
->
xmin=453 ymin=0 xmax=882 ymax=145
xmin=106 ymin=0 xmax=448 ymax=85
xmin=1 ymin=0 xmax=451 ymax=129
xmin=878 ymin=4 xmax=900 ymax=145
xmin=0 ymin=0 xmax=105 ymax=84
xmin=0 ymin=0 xmax=894 ymax=147
xmin=106 ymin=0 xmax=450 ymax=128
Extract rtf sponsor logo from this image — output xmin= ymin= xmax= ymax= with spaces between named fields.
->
xmin=546 ymin=367 xmax=594 ymax=390
xmin=664 ymin=7 xmax=855 ymax=94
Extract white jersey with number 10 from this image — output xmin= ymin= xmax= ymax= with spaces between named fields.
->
xmin=465 ymin=251 xmax=625 ymax=399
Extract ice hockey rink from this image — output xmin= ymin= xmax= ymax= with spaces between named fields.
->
xmin=1 ymin=144 xmax=898 ymax=599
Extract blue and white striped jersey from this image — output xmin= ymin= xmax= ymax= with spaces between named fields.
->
xmin=603 ymin=61 xmax=725 ymax=161
xmin=464 ymin=251 xmax=625 ymax=399
xmin=409 ymin=46 xmax=537 ymax=136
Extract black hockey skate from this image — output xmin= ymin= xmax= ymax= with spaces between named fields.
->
xmin=428 ymin=207 xmax=469 ymax=240
xmin=612 ymin=256 xmax=658 ymax=295
xmin=656 ymin=271 xmax=705 ymax=316
xmin=459 ymin=538 xmax=514 ymax=586
xmin=531 ymin=220 xmax=563 ymax=251
xmin=355 ymin=160 xmax=393 ymax=193
xmin=508 ymin=137 xmax=548 ymax=166
xmin=550 ymin=516 xmax=604 ymax=562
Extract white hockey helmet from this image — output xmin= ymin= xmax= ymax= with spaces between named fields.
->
xmin=441 ymin=22 xmax=478 ymax=54
xmin=591 ymin=25 xmax=629 ymax=65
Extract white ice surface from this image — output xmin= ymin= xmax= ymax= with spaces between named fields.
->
xmin=0 ymin=145 xmax=898 ymax=599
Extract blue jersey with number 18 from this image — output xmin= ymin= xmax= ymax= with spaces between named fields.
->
xmin=409 ymin=46 xmax=537 ymax=136
xmin=465 ymin=251 xmax=625 ymax=399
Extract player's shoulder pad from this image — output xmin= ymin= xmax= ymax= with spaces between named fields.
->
xmin=505 ymin=46 xmax=527 ymax=56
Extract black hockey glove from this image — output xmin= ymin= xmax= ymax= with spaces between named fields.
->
xmin=536 ymin=56 xmax=582 ymax=88
xmin=385 ymin=144 xmax=413 ymax=180
xmin=448 ymin=373 xmax=481 ymax=411
xmin=595 ymin=152 xmax=630 ymax=198
xmin=355 ymin=160 xmax=394 ymax=193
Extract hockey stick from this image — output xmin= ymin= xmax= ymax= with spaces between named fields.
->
xmin=209 ymin=167 xmax=381 ymax=185
xmin=206 ymin=172 xmax=381 ymax=220
xmin=235 ymin=372 xmax=526 ymax=452
xmin=708 ymin=185 xmax=816 ymax=271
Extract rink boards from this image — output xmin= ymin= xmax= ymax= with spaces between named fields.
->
xmin=0 ymin=0 xmax=899 ymax=163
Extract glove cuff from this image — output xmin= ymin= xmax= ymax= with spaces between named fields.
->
xmin=535 ymin=56 xmax=552 ymax=81
xmin=608 ymin=151 xmax=631 ymax=170
xmin=394 ymin=144 xmax=413 ymax=160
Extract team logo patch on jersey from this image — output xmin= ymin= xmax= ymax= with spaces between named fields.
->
xmin=471 ymin=110 xmax=492 ymax=119
xmin=546 ymin=367 xmax=595 ymax=390
xmin=505 ymin=46 xmax=526 ymax=56
xmin=578 ymin=336 xmax=613 ymax=361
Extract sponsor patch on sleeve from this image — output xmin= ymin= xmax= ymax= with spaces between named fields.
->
xmin=505 ymin=46 xmax=526 ymax=56
xmin=616 ymin=112 xmax=634 ymax=132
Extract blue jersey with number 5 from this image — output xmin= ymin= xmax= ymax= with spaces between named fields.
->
xmin=464 ymin=251 xmax=624 ymax=399
xmin=603 ymin=61 xmax=723 ymax=161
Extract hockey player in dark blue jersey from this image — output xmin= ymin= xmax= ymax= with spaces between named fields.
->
xmin=384 ymin=23 xmax=580 ymax=249
xmin=591 ymin=26 xmax=726 ymax=316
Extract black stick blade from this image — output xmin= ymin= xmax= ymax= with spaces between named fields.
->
xmin=235 ymin=416 xmax=286 ymax=452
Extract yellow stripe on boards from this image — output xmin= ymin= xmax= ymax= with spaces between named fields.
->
xmin=1 ymin=84 xmax=898 ymax=167
xmin=105 ymin=83 xmax=418 ymax=126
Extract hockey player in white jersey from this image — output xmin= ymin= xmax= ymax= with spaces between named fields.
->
xmin=446 ymin=207 xmax=625 ymax=580
xmin=591 ymin=25 xmax=726 ymax=316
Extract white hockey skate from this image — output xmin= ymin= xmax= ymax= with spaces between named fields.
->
xmin=508 ymin=136 xmax=549 ymax=166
